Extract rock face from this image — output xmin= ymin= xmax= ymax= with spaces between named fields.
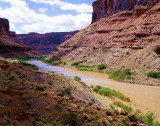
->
xmin=16 ymin=31 xmax=79 ymax=55
xmin=0 ymin=18 xmax=39 ymax=58
xmin=48 ymin=3 xmax=160 ymax=85
xmin=92 ymin=0 xmax=160 ymax=23
xmin=0 ymin=18 xmax=9 ymax=34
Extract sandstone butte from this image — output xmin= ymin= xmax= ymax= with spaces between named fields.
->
xmin=48 ymin=0 xmax=160 ymax=85
xmin=16 ymin=31 xmax=79 ymax=55
xmin=0 ymin=18 xmax=39 ymax=58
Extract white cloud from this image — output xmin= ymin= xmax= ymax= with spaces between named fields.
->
xmin=38 ymin=8 xmax=48 ymax=13
xmin=0 ymin=0 xmax=92 ymax=33
xmin=21 ymin=13 xmax=92 ymax=33
xmin=30 ymin=0 xmax=93 ymax=13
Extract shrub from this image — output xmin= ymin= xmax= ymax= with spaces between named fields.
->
xmin=113 ymin=101 xmax=133 ymax=114
xmin=52 ymin=62 xmax=59 ymax=66
xmin=47 ymin=71 xmax=54 ymax=73
xmin=76 ymin=65 xmax=93 ymax=71
xmin=93 ymin=85 xmax=102 ymax=93
xmin=48 ymin=81 xmax=52 ymax=85
xmin=63 ymin=62 xmax=67 ymax=65
xmin=26 ymin=101 xmax=31 ymax=106
xmin=98 ymin=64 xmax=107 ymax=70
xmin=81 ymin=82 xmax=86 ymax=86
xmin=35 ymin=86 xmax=45 ymax=91
xmin=62 ymin=113 xmax=80 ymax=126
xmin=64 ymin=88 xmax=71 ymax=95
xmin=58 ymin=61 xmax=62 ymax=64
xmin=18 ymin=60 xmax=38 ymax=70
xmin=108 ymin=69 xmax=132 ymax=82
xmin=136 ymin=112 xmax=160 ymax=126
xmin=71 ymin=62 xmax=80 ymax=66
xmin=74 ymin=76 xmax=81 ymax=81
xmin=93 ymin=86 xmax=130 ymax=102
xmin=147 ymin=71 xmax=160 ymax=78
xmin=90 ymin=85 xmax=94 ymax=88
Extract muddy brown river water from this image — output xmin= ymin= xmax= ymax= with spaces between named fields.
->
xmin=28 ymin=59 xmax=160 ymax=121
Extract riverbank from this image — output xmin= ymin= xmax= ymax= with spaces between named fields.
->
xmin=28 ymin=59 xmax=160 ymax=121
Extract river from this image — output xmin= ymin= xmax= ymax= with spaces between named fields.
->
xmin=28 ymin=59 xmax=160 ymax=121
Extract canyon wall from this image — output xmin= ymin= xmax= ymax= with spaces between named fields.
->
xmin=16 ymin=31 xmax=79 ymax=55
xmin=48 ymin=2 xmax=160 ymax=85
xmin=0 ymin=18 xmax=39 ymax=58
xmin=92 ymin=0 xmax=160 ymax=23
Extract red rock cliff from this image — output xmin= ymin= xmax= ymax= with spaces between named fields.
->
xmin=0 ymin=18 xmax=39 ymax=58
xmin=92 ymin=0 xmax=160 ymax=23
xmin=16 ymin=31 xmax=79 ymax=55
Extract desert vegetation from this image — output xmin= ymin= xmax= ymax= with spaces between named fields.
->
xmin=93 ymin=85 xmax=130 ymax=102
xmin=17 ymin=59 xmax=38 ymax=70
xmin=136 ymin=112 xmax=160 ymax=126
xmin=37 ymin=56 xmax=66 ymax=66
xmin=108 ymin=69 xmax=134 ymax=82
xmin=113 ymin=101 xmax=133 ymax=114
xmin=97 ymin=64 xmax=107 ymax=70
xmin=147 ymin=71 xmax=160 ymax=78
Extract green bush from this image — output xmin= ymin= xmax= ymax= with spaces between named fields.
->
xmin=37 ymin=56 xmax=63 ymax=66
xmin=63 ymin=62 xmax=67 ymax=65
xmin=93 ymin=85 xmax=102 ymax=93
xmin=76 ymin=65 xmax=93 ymax=71
xmin=98 ymin=64 xmax=107 ymax=70
xmin=48 ymin=81 xmax=52 ymax=85
xmin=136 ymin=112 xmax=160 ymax=126
xmin=93 ymin=86 xmax=130 ymax=102
xmin=113 ymin=101 xmax=133 ymax=114
xmin=62 ymin=113 xmax=80 ymax=126
xmin=47 ymin=71 xmax=54 ymax=73
xmin=71 ymin=62 xmax=80 ymax=66
xmin=108 ymin=69 xmax=132 ymax=82
xmin=74 ymin=76 xmax=81 ymax=81
xmin=64 ymin=88 xmax=71 ymax=95
xmin=90 ymin=85 xmax=94 ymax=88
xmin=81 ymin=82 xmax=86 ymax=86
xmin=35 ymin=86 xmax=45 ymax=91
xmin=18 ymin=60 xmax=38 ymax=70
xmin=58 ymin=61 xmax=62 ymax=64
xmin=147 ymin=71 xmax=160 ymax=78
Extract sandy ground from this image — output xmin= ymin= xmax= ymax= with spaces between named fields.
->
xmin=28 ymin=59 xmax=160 ymax=121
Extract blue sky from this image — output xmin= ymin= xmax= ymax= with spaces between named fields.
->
xmin=0 ymin=0 xmax=95 ymax=33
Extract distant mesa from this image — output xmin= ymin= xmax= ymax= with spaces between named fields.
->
xmin=16 ymin=31 xmax=79 ymax=55
xmin=0 ymin=18 xmax=39 ymax=58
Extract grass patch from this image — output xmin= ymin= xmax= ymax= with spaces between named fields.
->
xmin=63 ymin=62 xmax=67 ymax=65
xmin=37 ymin=56 xmax=66 ymax=66
xmin=62 ymin=113 xmax=82 ymax=126
xmin=147 ymin=71 xmax=160 ymax=78
xmin=11 ymin=57 xmax=33 ymax=61
xmin=93 ymin=85 xmax=130 ymax=102
xmin=71 ymin=62 xmax=80 ymax=66
xmin=64 ymin=88 xmax=71 ymax=95
xmin=35 ymin=86 xmax=45 ymax=91
xmin=76 ymin=65 xmax=93 ymax=71
xmin=136 ymin=112 xmax=160 ymax=126
xmin=17 ymin=59 xmax=38 ymax=70
xmin=108 ymin=69 xmax=132 ymax=82
xmin=74 ymin=76 xmax=81 ymax=81
xmin=47 ymin=71 xmax=54 ymax=73
xmin=98 ymin=64 xmax=107 ymax=70
xmin=113 ymin=101 xmax=133 ymax=114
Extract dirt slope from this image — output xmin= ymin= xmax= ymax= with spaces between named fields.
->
xmin=0 ymin=58 xmax=144 ymax=126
